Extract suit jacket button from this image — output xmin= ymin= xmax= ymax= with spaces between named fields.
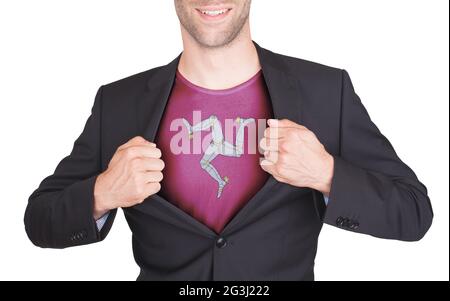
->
xmin=336 ymin=217 xmax=344 ymax=227
xmin=343 ymin=218 xmax=350 ymax=227
xmin=216 ymin=237 xmax=227 ymax=249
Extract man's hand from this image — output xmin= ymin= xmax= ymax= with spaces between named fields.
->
xmin=93 ymin=136 xmax=165 ymax=220
xmin=259 ymin=119 xmax=334 ymax=196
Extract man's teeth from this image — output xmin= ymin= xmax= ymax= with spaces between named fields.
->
xmin=200 ymin=9 xmax=229 ymax=16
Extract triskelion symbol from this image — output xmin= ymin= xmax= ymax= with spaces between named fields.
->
xmin=182 ymin=115 xmax=255 ymax=198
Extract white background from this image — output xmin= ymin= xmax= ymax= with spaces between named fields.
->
xmin=0 ymin=0 xmax=448 ymax=281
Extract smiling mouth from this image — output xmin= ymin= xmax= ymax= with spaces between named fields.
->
xmin=195 ymin=8 xmax=232 ymax=20
xmin=198 ymin=8 xmax=230 ymax=16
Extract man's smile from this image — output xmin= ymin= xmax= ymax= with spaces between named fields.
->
xmin=195 ymin=6 xmax=232 ymax=22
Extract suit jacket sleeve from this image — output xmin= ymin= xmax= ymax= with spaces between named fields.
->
xmin=322 ymin=70 xmax=433 ymax=241
xmin=24 ymin=86 xmax=117 ymax=248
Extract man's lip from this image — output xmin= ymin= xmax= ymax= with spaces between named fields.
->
xmin=195 ymin=5 xmax=233 ymax=11
xmin=195 ymin=7 xmax=232 ymax=20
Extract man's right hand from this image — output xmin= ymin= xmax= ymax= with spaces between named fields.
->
xmin=93 ymin=136 xmax=165 ymax=220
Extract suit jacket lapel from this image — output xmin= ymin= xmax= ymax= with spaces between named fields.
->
xmin=221 ymin=42 xmax=304 ymax=234
xmin=254 ymin=41 xmax=302 ymax=123
xmin=137 ymin=54 xmax=181 ymax=143
xmin=137 ymin=42 xmax=303 ymax=147
xmin=135 ymin=53 xmax=219 ymax=237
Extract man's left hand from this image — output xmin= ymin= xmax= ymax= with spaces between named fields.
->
xmin=259 ymin=119 xmax=334 ymax=197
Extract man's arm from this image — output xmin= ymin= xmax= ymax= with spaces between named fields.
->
xmin=24 ymin=86 xmax=117 ymax=249
xmin=322 ymin=69 xmax=433 ymax=241
xmin=260 ymin=69 xmax=432 ymax=242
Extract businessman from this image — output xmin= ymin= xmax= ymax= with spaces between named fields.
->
xmin=25 ymin=0 xmax=433 ymax=280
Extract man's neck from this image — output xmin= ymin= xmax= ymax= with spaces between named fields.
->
xmin=178 ymin=29 xmax=261 ymax=90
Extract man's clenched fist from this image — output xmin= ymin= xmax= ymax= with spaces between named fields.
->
xmin=259 ymin=119 xmax=334 ymax=197
xmin=93 ymin=136 xmax=165 ymax=219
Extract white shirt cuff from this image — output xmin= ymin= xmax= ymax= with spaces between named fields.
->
xmin=95 ymin=212 xmax=110 ymax=231
xmin=323 ymin=195 xmax=329 ymax=205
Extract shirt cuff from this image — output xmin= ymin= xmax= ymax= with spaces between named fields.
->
xmin=323 ymin=194 xmax=329 ymax=206
xmin=95 ymin=212 xmax=110 ymax=231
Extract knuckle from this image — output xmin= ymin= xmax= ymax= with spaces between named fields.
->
xmin=278 ymin=141 xmax=287 ymax=152
xmin=156 ymin=171 xmax=164 ymax=182
xmin=131 ymin=195 xmax=144 ymax=205
xmin=277 ymin=153 xmax=287 ymax=166
xmin=157 ymin=159 xmax=165 ymax=170
xmin=281 ymin=119 xmax=290 ymax=125
xmin=274 ymin=164 xmax=283 ymax=175
xmin=286 ymin=130 xmax=298 ymax=140
xmin=113 ymin=146 xmax=122 ymax=155
xmin=259 ymin=138 xmax=266 ymax=149
xmin=269 ymin=140 xmax=278 ymax=150
xmin=133 ymin=136 xmax=145 ymax=143
xmin=130 ymin=157 xmax=141 ymax=169
xmin=132 ymin=174 xmax=142 ymax=187
xmin=269 ymin=153 xmax=279 ymax=164
xmin=133 ymin=187 xmax=143 ymax=199
xmin=307 ymin=131 xmax=316 ymax=140
xmin=278 ymin=167 xmax=288 ymax=178
xmin=298 ymin=128 xmax=310 ymax=139
xmin=273 ymin=140 xmax=282 ymax=152
xmin=124 ymin=148 xmax=136 ymax=159
xmin=149 ymin=182 xmax=161 ymax=195
xmin=275 ymin=174 xmax=287 ymax=183
xmin=154 ymin=148 xmax=162 ymax=158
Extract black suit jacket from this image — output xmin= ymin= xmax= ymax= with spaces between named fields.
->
xmin=24 ymin=42 xmax=433 ymax=281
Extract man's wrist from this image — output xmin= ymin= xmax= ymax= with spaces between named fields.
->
xmin=312 ymin=154 xmax=334 ymax=197
xmin=93 ymin=192 xmax=110 ymax=220
xmin=93 ymin=174 xmax=111 ymax=220
xmin=93 ymin=206 xmax=110 ymax=221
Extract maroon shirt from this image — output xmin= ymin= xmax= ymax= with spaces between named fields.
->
xmin=154 ymin=69 xmax=273 ymax=233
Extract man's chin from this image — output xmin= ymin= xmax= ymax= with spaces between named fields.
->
xmin=193 ymin=33 xmax=236 ymax=49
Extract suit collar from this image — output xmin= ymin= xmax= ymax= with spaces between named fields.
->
xmin=138 ymin=41 xmax=302 ymax=143
xmin=254 ymin=41 xmax=302 ymax=124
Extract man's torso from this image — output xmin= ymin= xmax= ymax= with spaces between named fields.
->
xmin=98 ymin=44 xmax=341 ymax=280
xmin=154 ymin=70 xmax=273 ymax=233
